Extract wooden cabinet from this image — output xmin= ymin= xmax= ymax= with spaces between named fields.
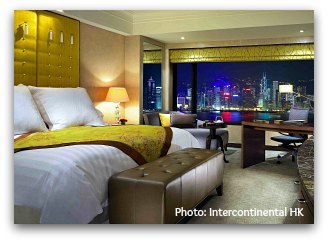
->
xmin=296 ymin=136 xmax=314 ymax=224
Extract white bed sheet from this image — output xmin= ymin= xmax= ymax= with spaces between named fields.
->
xmin=14 ymin=127 xmax=200 ymax=224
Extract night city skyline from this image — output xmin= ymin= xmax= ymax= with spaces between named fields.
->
xmin=177 ymin=61 xmax=314 ymax=95
xmin=143 ymin=64 xmax=162 ymax=111
xmin=176 ymin=60 xmax=314 ymax=113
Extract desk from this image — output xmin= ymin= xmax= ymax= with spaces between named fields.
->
xmin=241 ymin=121 xmax=314 ymax=168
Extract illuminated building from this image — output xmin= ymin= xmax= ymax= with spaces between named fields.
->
xmin=146 ymin=76 xmax=156 ymax=110
xmin=242 ymin=87 xmax=256 ymax=108
xmin=272 ymin=81 xmax=279 ymax=109
xmin=155 ymin=87 xmax=162 ymax=110
xmin=231 ymin=85 xmax=240 ymax=108
xmin=259 ymin=72 xmax=268 ymax=109
xmin=213 ymin=86 xmax=221 ymax=110
xmin=177 ymin=97 xmax=186 ymax=110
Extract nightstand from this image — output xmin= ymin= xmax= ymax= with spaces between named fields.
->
xmin=198 ymin=123 xmax=228 ymax=163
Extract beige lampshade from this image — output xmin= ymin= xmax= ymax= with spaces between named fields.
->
xmin=279 ymin=85 xmax=294 ymax=93
xmin=106 ymin=87 xmax=130 ymax=103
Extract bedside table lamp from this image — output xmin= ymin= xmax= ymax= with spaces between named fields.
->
xmin=106 ymin=87 xmax=130 ymax=124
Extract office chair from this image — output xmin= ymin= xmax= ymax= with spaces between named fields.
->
xmin=271 ymin=107 xmax=310 ymax=164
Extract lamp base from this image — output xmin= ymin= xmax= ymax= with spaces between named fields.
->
xmin=114 ymin=103 xmax=120 ymax=124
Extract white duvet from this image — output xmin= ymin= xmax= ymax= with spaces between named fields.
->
xmin=14 ymin=127 xmax=200 ymax=224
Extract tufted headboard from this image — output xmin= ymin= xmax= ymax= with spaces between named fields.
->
xmin=14 ymin=10 xmax=79 ymax=87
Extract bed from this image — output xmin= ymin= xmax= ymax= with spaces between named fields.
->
xmin=14 ymin=85 xmax=200 ymax=224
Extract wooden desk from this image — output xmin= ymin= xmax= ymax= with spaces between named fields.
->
xmin=241 ymin=121 xmax=314 ymax=168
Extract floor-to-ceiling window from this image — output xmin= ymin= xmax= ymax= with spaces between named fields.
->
xmin=174 ymin=60 xmax=314 ymax=124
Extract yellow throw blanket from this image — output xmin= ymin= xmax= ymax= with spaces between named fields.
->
xmin=14 ymin=125 xmax=173 ymax=165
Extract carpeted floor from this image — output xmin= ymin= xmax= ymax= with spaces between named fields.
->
xmin=186 ymin=148 xmax=300 ymax=224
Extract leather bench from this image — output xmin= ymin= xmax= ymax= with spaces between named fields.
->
xmin=108 ymin=148 xmax=224 ymax=224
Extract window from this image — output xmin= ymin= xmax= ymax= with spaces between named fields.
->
xmin=143 ymin=63 xmax=162 ymax=112
xmin=176 ymin=63 xmax=193 ymax=113
xmin=174 ymin=61 xmax=314 ymax=124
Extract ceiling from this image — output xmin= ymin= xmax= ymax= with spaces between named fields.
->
xmin=57 ymin=10 xmax=314 ymax=44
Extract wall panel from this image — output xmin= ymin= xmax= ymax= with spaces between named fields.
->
xmin=37 ymin=11 xmax=79 ymax=87
xmin=14 ymin=10 xmax=37 ymax=86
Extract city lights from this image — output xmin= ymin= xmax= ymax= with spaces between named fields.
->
xmin=144 ymin=61 xmax=314 ymax=123
xmin=175 ymin=61 xmax=313 ymax=118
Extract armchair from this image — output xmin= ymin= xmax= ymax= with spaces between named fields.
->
xmin=142 ymin=112 xmax=229 ymax=151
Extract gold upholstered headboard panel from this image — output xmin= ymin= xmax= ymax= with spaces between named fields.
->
xmin=14 ymin=10 xmax=37 ymax=86
xmin=14 ymin=10 xmax=79 ymax=87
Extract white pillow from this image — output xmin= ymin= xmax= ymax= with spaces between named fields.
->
xmin=28 ymin=86 xmax=106 ymax=130
xmin=14 ymin=85 xmax=48 ymax=135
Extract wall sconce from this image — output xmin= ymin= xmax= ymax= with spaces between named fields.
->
xmin=21 ymin=22 xmax=28 ymax=40
xmin=49 ymin=29 xmax=53 ymax=41
xmin=106 ymin=87 xmax=130 ymax=124
xmin=60 ymin=31 xmax=64 ymax=44
xmin=23 ymin=22 xmax=28 ymax=35
xmin=70 ymin=34 xmax=74 ymax=45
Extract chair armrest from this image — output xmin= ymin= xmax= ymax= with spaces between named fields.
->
xmin=196 ymin=119 xmax=205 ymax=127
xmin=278 ymin=132 xmax=291 ymax=136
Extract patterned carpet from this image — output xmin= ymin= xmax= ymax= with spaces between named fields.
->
xmin=186 ymin=148 xmax=300 ymax=224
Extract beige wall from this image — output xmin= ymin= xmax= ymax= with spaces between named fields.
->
xmin=80 ymin=24 xmax=144 ymax=125
xmin=80 ymin=23 xmax=126 ymax=124
xmin=124 ymin=36 xmax=142 ymax=124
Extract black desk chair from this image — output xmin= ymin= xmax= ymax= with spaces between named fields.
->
xmin=271 ymin=107 xmax=310 ymax=164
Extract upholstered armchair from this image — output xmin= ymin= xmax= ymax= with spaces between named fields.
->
xmin=143 ymin=112 xmax=229 ymax=151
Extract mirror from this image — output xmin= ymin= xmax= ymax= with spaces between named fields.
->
xmin=142 ymin=41 xmax=163 ymax=112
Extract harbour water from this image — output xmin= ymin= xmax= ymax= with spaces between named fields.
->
xmin=196 ymin=111 xmax=314 ymax=124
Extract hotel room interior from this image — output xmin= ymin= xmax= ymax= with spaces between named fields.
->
xmin=13 ymin=10 xmax=314 ymax=224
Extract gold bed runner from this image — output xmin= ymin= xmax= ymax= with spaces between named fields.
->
xmin=14 ymin=125 xmax=173 ymax=165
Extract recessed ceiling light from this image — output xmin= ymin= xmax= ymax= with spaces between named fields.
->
xmin=300 ymin=30 xmax=304 ymax=33
xmin=181 ymin=37 xmax=185 ymax=40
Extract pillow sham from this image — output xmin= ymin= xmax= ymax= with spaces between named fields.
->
xmin=28 ymin=86 xmax=106 ymax=130
xmin=170 ymin=114 xmax=197 ymax=128
xmin=159 ymin=113 xmax=171 ymax=127
xmin=14 ymin=85 xmax=48 ymax=135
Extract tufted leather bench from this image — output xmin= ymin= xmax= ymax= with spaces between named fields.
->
xmin=108 ymin=148 xmax=224 ymax=224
